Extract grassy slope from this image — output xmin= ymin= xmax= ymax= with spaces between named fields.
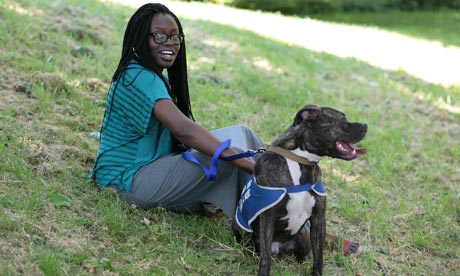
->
xmin=1 ymin=0 xmax=459 ymax=275
xmin=311 ymin=10 xmax=460 ymax=47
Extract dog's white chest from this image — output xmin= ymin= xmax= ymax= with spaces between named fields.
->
xmin=282 ymin=159 xmax=316 ymax=235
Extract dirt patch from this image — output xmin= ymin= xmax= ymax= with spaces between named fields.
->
xmin=45 ymin=5 xmax=111 ymax=45
xmin=87 ymin=77 xmax=110 ymax=93
xmin=26 ymin=143 xmax=93 ymax=174
xmin=32 ymin=71 xmax=70 ymax=95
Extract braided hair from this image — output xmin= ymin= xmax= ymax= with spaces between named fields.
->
xmin=110 ymin=3 xmax=193 ymax=151
xmin=113 ymin=3 xmax=193 ymax=119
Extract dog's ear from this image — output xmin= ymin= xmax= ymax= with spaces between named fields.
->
xmin=293 ymin=106 xmax=319 ymax=125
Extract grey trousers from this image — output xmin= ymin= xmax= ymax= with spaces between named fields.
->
xmin=117 ymin=125 xmax=264 ymax=218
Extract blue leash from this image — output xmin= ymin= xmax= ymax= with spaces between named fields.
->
xmin=182 ymin=139 xmax=264 ymax=180
xmin=220 ymin=148 xmax=266 ymax=161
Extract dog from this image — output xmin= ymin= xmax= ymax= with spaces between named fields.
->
xmin=232 ymin=105 xmax=367 ymax=276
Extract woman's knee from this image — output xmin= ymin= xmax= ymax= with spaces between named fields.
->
xmin=233 ymin=124 xmax=251 ymax=134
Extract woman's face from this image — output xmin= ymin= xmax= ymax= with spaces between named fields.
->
xmin=148 ymin=13 xmax=181 ymax=70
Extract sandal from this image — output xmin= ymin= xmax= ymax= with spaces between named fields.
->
xmin=325 ymin=233 xmax=363 ymax=258
xmin=202 ymin=203 xmax=222 ymax=216
xmin=342 ymin=238 xmax=363 ymax=258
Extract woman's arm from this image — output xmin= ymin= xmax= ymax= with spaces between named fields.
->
xmin=153 ymin=99 xmax=255 ymax=174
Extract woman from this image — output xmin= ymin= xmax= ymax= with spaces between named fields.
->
xmin=89 ymin=3 xmax=259 ymax=218
xmin=90 ymin=3 xmax=361 ymax=257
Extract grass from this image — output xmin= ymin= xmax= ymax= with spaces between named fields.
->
xmin=310 ymin=10 xmax=460 ymax=47
xmin=1 ymin=0 xmax=460 ymax=275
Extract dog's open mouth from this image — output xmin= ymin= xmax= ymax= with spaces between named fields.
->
xmin=336 ymin=141 xmax=367 ymax=160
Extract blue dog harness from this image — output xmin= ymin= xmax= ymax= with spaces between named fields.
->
xmin=235 ymin=176 xmax=326 ymax=232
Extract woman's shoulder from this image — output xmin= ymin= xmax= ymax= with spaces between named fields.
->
xmin=119 ymin=61 xmax=164 ymax=88
xmin=126 ymin=61 xmax=158 ymax=80
xmin=115 ymin=61 xmax=169 ymax=99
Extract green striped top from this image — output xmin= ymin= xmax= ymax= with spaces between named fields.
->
xmin=89 ymin=61 xmax=173 ymax=191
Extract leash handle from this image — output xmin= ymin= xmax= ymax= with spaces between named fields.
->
xmin=182 ymin=139 xmax=231 ymax=180
xmin=182 ymin=140 xmax=266 ymax=180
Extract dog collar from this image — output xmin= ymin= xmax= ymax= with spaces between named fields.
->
xmin=266 ymin=145 xmax=318 ymax=166
xmin=235 ymin=176 xmax=326 ymax=232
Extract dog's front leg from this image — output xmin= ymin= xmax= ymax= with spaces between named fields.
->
xmin=258 ymin=211 xmax=275 ymax=276
xmin=309 ymin=197 xmax=326 ymax=276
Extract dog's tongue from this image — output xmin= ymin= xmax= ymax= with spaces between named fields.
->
xmin=337 ymin=141 xmax=367 ymax=156
xmin=353 ymin=143 xmax=367 ymax=155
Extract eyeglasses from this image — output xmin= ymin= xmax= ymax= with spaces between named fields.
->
xmin=149 ymin=32 xmax=184 ymax=45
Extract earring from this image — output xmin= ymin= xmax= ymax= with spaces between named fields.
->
xmin=132 ymin=47 xmax=139 ymax=59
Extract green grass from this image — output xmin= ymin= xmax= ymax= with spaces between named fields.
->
xmin=1 ymin=0 xmax=460 ymax=275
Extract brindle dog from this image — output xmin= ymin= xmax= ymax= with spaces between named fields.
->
xmin=232 ymin=105 xmax=367 ymax=276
